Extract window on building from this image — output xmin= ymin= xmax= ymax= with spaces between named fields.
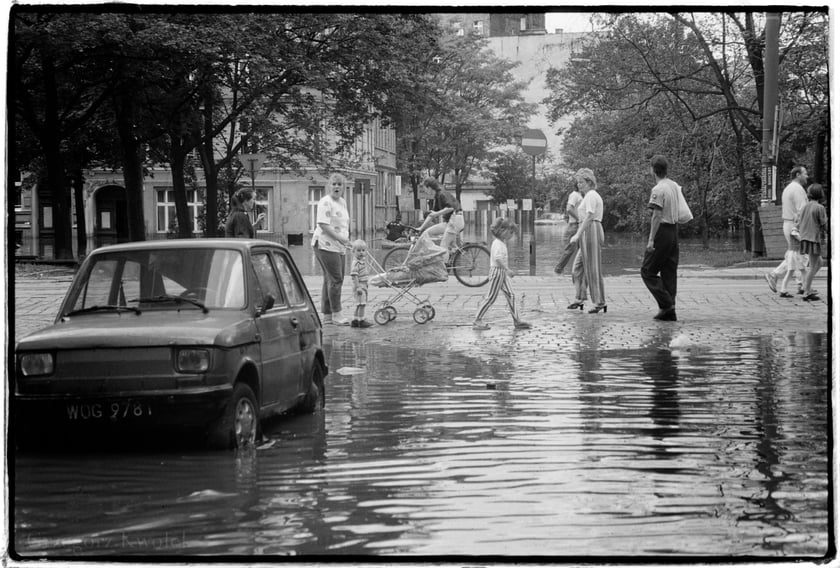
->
xmin=156 ymin=189 xmax=203 ymax=234
xmin=308 ymin=186 xmax=324 ymax=232
xmin=42 ymin=206 xmax=53 ymax=229
xmin=473 ymin=20 xmax=484 ymax=35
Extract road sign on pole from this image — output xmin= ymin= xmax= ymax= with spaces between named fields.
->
xmin=520 ymin=129 xmax=547 ymax=157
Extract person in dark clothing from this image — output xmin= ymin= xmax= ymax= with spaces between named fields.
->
xmin=225 ymin=188 xmax=265 ymax=238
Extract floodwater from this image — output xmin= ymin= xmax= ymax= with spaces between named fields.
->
xmin=12 ymin=331 xmax=829 ymax=558
xmin=287 ymin=223 xmax=745 ymax=278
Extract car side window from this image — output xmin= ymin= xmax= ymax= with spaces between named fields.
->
xmin=272 ymin=251 xmax=306 ymax=306
xmin=251 ymin=253 xmax=285 ymax=309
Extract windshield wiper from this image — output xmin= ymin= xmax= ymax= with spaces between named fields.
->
xmin=129 ymin=295 xmax=208 ymax=313
xmin=62 ymin=305 xmax=142 ymax=318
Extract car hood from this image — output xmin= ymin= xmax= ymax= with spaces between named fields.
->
xmin=16 ymin=311 xmax=257 ymax=351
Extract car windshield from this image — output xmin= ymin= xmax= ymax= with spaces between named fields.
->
xmin=64 ymin=248 xmax=246 ymax=313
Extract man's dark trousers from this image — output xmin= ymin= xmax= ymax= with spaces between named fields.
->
xmin=641 ymin=223 xmax=679 ymax=309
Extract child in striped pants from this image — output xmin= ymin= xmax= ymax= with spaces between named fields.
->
xmin=472 ymin=217 xmax=532 ymax=331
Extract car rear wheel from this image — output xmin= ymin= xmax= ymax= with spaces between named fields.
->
xmin=207 ymin=383 xmax=259 ymax=450
xmin=300 ymin=362 xmax=326 ymax=413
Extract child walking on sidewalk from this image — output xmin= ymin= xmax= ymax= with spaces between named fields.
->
xmin=350 ymin=239 xmax=373 ymax=328
xmin=472 ymin=218 xmax=532 ymax=331
xmin=796 ymin=184 xmax=828 ymax=302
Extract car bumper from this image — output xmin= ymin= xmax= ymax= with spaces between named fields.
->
xmin=12 ymin=385 xmax=234 ymax=432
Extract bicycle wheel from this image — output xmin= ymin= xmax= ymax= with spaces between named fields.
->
xmin=382 ymin=246 xmax=410 ymax=271
xmin=452 ymin=243 xmax=491 ymax=287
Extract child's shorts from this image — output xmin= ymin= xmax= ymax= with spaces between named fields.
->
xmin=353 ymin=286 xmax=368 ymax=305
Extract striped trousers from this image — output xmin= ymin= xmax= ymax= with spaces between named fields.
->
xmin=474 ymin=268 xmax=520 ymax=322
xmin=571 ymin=221 xmax=605 ymax=306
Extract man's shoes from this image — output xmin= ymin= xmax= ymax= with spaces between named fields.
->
xmin=514 ymin=321 xmax=532 ymax=329
xmin=764 ymin=273 xmax=777 ymax=293
xmin=331 ymin=316 xmax=350 ymax=325
xmin=357 ymin=320 xmax=373 ymax=328
xmin=654 ymin=307 xmax=677 ymax=321
xmin=803 ymin=292 xmax=821 ymax=302
xmin=779 ymin=292 xmax=793 ymax=298
xmin=797 ymin=286 xmax=805 ymax=295
xmin=350 ymin=320 xmax=359 ymax=327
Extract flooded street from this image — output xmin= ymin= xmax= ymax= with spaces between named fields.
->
xmin=13 ymin=331 xmax=828 ymax=557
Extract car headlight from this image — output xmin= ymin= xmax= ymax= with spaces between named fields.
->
xmin=175 ymin=348 xmax=210 ymax=373
xmin=18 ymin=353 xmax=55 ymax=377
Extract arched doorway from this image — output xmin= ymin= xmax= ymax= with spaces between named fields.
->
xmin=94 ymin=185 xmax=129 ymax=248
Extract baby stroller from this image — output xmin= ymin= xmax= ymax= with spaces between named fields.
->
xmin=368 ymin=233 xmax=448 ymax=325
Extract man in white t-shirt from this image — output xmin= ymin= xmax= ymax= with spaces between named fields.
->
xmin=764 ymin=166 xmax=809 ymax=295
xmin=554 ymin=187 xmax=583 ymax=274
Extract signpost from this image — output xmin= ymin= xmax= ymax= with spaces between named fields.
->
xmin=239 ymin=152 xmax=267 ymax=229
xmin=517 ymin=129 xmax=546 ymax=275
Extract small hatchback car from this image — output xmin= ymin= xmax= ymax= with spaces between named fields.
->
xmin=14 ymin=239 xmax=326 ymax=449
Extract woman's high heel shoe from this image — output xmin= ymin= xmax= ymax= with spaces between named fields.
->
xmin=567 ymin=302 xmax=584 ymax=310
xmin=588 ymin=305 xmax=607 ymax=314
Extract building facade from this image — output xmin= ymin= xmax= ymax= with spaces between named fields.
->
xmin=15 ymin=117 xmax=398 ymax=260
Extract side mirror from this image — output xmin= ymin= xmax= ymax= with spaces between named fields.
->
xmin=259 ymin=294 xmax=275 ymax=314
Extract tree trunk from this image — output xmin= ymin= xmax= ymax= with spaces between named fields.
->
xmin=70 ymin=169 xmax=87 ymax=258
xmin=41 ymin=55 xmax=73 ymax=259
xmin=169 ymin=148 xmax=192 ymax=239
xmin=115 ymin=96 xmax=147 ymax=242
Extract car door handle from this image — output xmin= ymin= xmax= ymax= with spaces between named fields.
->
xmin=290 ymin=317 xmax=299 ymax=329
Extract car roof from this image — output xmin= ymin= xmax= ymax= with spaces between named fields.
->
xmin=87 ymin=239 xmax=287 ymax=256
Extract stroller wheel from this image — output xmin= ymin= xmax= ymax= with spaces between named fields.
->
xmin=413 ymin=307 xmax=430 ymax=324
xmin=385 ymin=306 xmax=398 ymax=321
xmin=424 ymin=305 xmax=436 ymax=320
xmin=374 ymin=308 xmax=391 ymax=325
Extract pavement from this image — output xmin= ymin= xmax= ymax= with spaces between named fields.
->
xmin=10 ymin=263 xmax=830 ymax=356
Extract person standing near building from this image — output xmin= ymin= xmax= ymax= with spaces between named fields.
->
xmin=641 ymin=155 xmax=682 ymax=321
xmin=225 ymin=188 xmax=265 ymax=238
xmin=312 ymin=172 xmax=352 ymax=325
xmin=567 ymin=168 xmax=606 ymax=313
xmin=765 ymin=166 xmax=809 ymax=295
xmin=554 ymin=184 xmax=583 ymax=274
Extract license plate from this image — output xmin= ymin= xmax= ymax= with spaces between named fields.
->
xmin=65 ymin=400 xmax=152 ymax=421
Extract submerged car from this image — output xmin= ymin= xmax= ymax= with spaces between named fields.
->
xmin=14 ymin=239 xmax=327 ymax=449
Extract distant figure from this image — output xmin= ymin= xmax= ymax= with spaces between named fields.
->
xmin=225 ymin=189 xmax=265 ymax=238
xmin=312 ymin=172 xmax=352 ymax=325
xmin=641 ymin=155 xmax=681 ymax=321
xmin=472 ymin=217 xmax=532 ymax=331
xmin=765 ymin=166 xmax=809 ymax=295
xmin=568 ymin=168 xmax=606 ymax=314
xmin=349 ymin=239 xmax=373 ymax=328
xmin=554 ymin=184 xmax=583 ymax=274
xmin=796 ymin=184 xmax=828 ymax=302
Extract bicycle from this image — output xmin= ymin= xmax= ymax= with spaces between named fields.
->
xmin=381 ymin=223 xmax=491 ymax=287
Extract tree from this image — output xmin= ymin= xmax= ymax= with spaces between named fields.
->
xmin=543 ymin=10 xmax=828 ymax=245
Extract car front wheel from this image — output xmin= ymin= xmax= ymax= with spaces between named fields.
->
xmin=206 ymin=383 xmax=259 ymax=450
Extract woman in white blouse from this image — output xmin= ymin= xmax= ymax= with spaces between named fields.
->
xmin=568 ymin=168 xmax=606 ymax=313
xmin=312 ymin=173 xmax=352 ymax=325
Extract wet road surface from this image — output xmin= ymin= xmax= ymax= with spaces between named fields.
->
xmin=12 ymin=330 xmax=829 ymax=558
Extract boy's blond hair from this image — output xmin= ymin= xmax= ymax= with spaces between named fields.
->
xmin=351 ymin=239 xmax=368 ymax=252
xmin=489 ymin=217 xmax=517 ymax=239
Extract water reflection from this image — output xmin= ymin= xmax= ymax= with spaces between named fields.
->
xmin=13 ymin=333 xmax=828 ymax=557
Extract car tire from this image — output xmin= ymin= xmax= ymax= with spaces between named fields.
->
xmin=300 ymin=362 xmax=326 ymax=413
xmin=206 ymin=383 xmax=259 ymax=450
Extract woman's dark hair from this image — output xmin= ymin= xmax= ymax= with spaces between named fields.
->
xmin=422 ymin=177 xmax=441 ymax=192
xmin=651 ymin=155 xmax=669 ymax=178
xmin=807 ymin=183 xmax=824 ymax=201
xmin=232 ymin=188 xmax=254 ymax=206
